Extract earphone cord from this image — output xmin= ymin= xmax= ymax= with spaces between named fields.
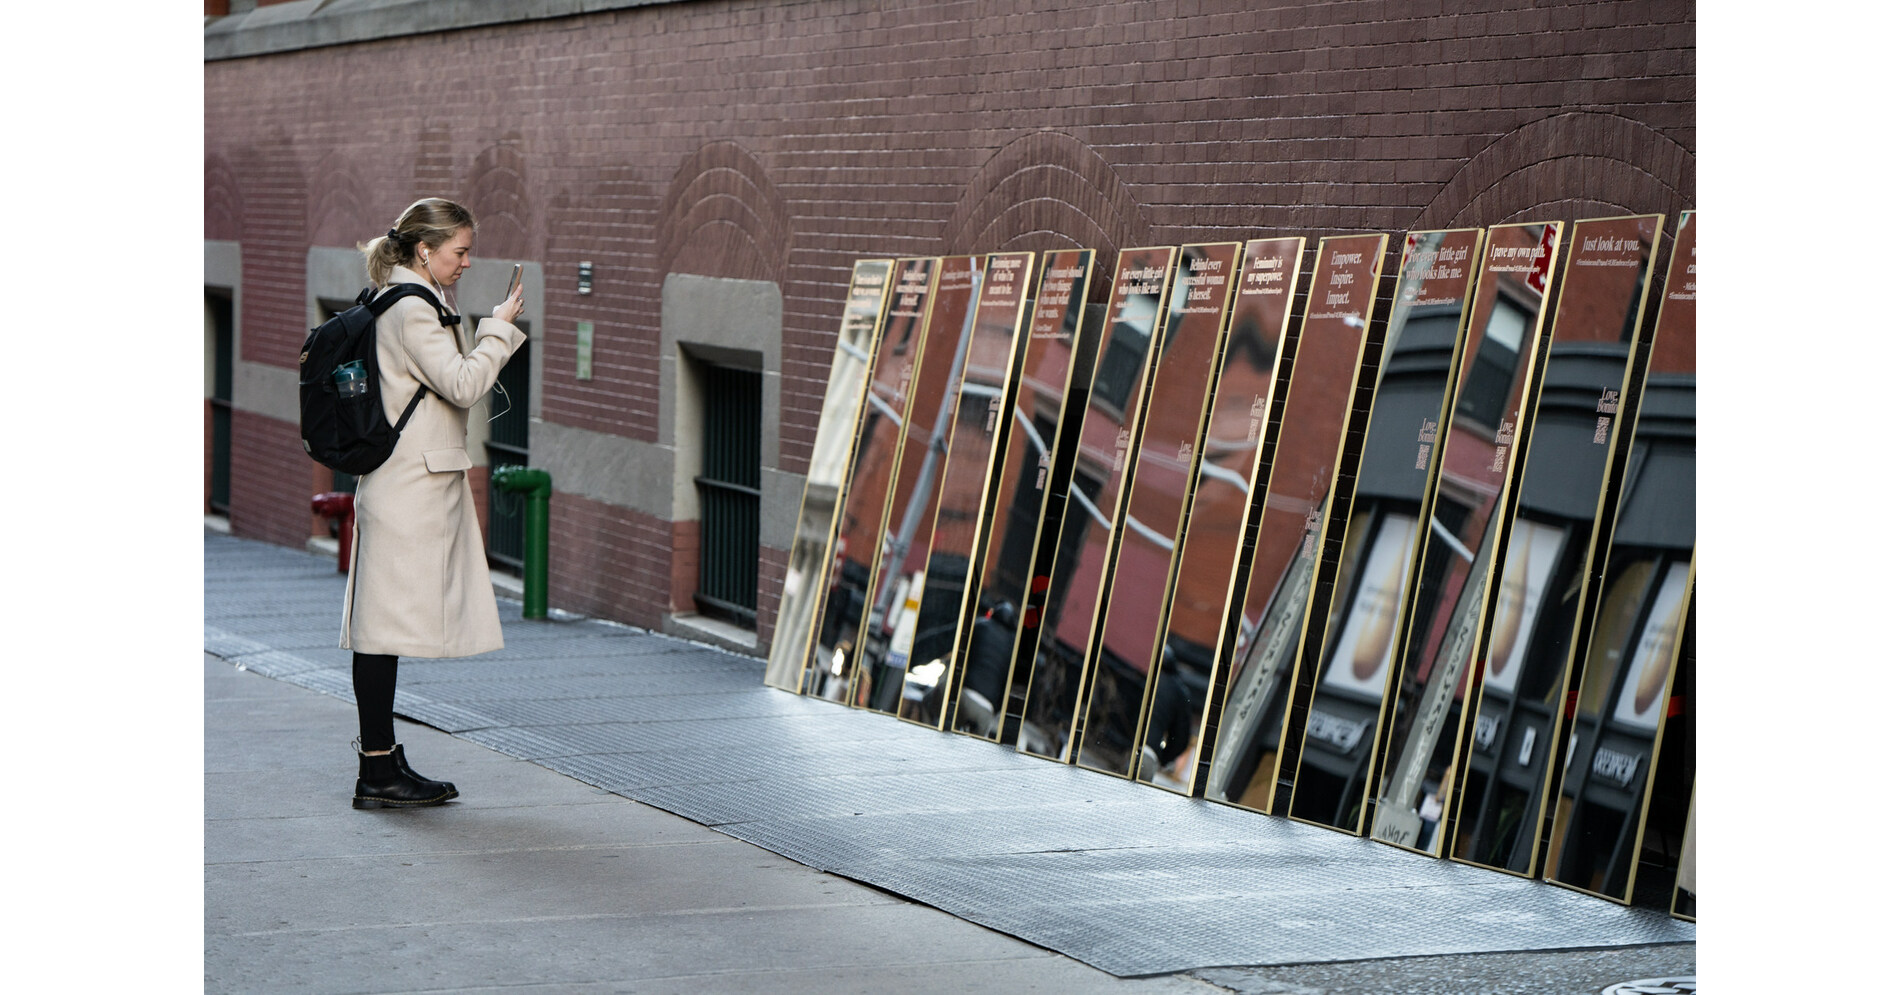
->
xmin=489 ymin=380 xmax=512 ymax=423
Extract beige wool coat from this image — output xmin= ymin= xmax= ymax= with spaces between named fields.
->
xmin=340 ymin=266 xmax=527 ymax=658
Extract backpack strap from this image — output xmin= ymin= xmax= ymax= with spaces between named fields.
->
xmin=363 ymin=284 xmax=459 ymax=426
xmin=392 ymin=385 xmax=429 ymax=433
xmin=367 ymin=283 xmax=462 ymax=327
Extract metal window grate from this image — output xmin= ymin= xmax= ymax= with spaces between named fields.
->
xmin=486 ymin=334 xmax=532 ymax=572
xmin=694 ymin=363 xmax=762 ymax=627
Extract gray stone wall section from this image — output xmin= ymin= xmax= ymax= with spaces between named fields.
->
xmin=660 ymin=273 xmax=796 ymax=549
xmin=205 ymin=239 xmax=245 ymax=403
xmin=530 ymin=420 xmax=673 ymax=519
xmin=205 ymin=0 xmax=671 ymax=61
xmin=210 ymin=237 xmax=300 ymax=426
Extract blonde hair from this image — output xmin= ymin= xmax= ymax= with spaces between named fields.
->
xmin=360 ymin=198 xmax=478 ymax=286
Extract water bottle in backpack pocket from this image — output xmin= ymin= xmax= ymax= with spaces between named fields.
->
xmin=299 ymin=283 xmax=457 ymax=475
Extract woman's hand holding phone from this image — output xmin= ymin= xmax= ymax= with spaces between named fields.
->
xmin=493 ymin=264 xmax=525 ymax=323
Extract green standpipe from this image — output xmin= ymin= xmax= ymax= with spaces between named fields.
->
xmin=490 ymin=465 xmax=552 ymax=619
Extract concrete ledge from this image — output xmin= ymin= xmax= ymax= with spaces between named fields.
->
xmin=662 ymin=612 xmax=758 ymax=655
xmin=206 ymin=0 xmax=673 ymax=61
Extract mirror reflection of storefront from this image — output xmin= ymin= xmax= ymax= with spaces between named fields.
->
xmin=1261 ymin=229 xmax=1482 ymax=829
xmin=1451 ymin=214 xmax=1663 ymax=876
xmin=1358 ymin=222 xmax=1563 ymax=855
xmin=1546 ymin=555 xmax=1693 ymax=896
xmin=1543 ymin=211 xmax=1696 ymax=904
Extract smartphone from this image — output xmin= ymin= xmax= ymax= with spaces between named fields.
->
xmin=506 ymin=263 xmax=524 ymax=299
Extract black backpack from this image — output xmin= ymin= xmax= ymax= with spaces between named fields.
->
xmin=298 ymin=283 xmax=458 ymax=476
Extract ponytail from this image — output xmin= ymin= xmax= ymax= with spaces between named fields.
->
xmin=359 ymin=198 xmax=479 ymax=286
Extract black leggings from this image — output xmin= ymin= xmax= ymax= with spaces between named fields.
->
xmin=352 ymin=652 xmax=399 ymax=751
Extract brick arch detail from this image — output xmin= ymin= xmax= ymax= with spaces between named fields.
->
xmin=942 ymin=131 xmax=1147 ymax=294
xmin=655 ymin=141 xmax=790 ymax=285
xmin=307 ymin=151 xmax=375 ymax=251
xmin=1417 ymin=112 xmax=1696 ymax=230
xmin=464 ymin=136 xmax=534 ymax=260
xmin=205 ymin=153 xmax=243 ymax=243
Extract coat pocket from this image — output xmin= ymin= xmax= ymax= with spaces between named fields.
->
xmin=422 ymin=448 xmax=474 ymax=473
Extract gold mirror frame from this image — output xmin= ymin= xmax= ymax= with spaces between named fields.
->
xmin=880 ymin=252 xmax=1038 ymax=728
xmin=1073 ymin=242 xmax=1245 ymax=779
xmin=1203 ymin=233 xmax=1389 ymax=813
xmin=948 ymin=249 xmax=1098 ymax=741
xmin=764 ymin=259 xmax=896 ymax=691
xmin=1139 ymin=237 xmax=1305 ymax=795
xmin=1351 ymin=222 xmax=1565 ymax=853
xmin=798 ymin=258 xmax=945 ymax=701
xmin=1014 ymin=246 xmax=1181 ymax=762
xmin=1543 ymin=211 xmax=1697 ymax=904
xmin=1447 ymin=215 xmax=1664 ymax=876
xmin=1211 ymin=230 xmax=1479 ymax=812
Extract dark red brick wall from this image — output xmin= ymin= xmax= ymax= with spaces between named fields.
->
xmin=671 ymin=519 xmax=699 ymax=616
xmin=545 ymin=490 xmax=677 ymax=630
xmin=227 ymin=411 xmax=324 ymax=548
xmin=205 ymin=0 xmax=1695 ymax=641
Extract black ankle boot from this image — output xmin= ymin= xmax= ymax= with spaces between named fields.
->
xmin=390 ymin=744 xmax=457 ymax=799
xmin=352 ymin=743 xmax=458 ymax=809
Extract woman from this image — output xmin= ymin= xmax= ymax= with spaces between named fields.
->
xmin=341 ymin=197 xmax=526 ymax=809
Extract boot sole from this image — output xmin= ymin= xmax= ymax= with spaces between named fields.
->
xmin=351 ymin=788 xmax=459 ymax=810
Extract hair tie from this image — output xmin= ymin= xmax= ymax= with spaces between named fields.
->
xmin=386 ymin=228 xmax=403 ymax=243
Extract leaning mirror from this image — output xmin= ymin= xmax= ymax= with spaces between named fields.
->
xmin=841 ymin=257 xmax=985 ymax=707
xmin=764 ymin=259 xmax=895 ymax=690
xmin=1673 ymin=780 xmax=1696 ymax=921
xmin=1213 ymin=230 xmax=1478 ymax=811
xmin=1358 ymin=222 xmax=1564 ymax=854
xmin=1074 ymin=242 xmax=1243 ymax=779
xmin=1205 ymin=233 xmax=1387 ymax=812
xmin=949 ymin=249 xmax=1096 ymax=740
xmin=1544 ymin=211 xmax=1697 ymax=904
xmin=1447 ymin=215 xmax=1664 ymax=875
xmin=800 ymin=258 xmax=943 ymax=700
xmin=1015 ymin=246 xmax=1179 ymax=762
xmin=882 ymin=252 xmax=1036 ymax=727
xmin=1140 ymin=237 xmax=1304 ymax=795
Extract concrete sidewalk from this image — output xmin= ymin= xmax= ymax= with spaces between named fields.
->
xmin=206 ymin=650 xmax=1220 ymax=993
xmin=205 ymin=532 xmax=1694 ymax=993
